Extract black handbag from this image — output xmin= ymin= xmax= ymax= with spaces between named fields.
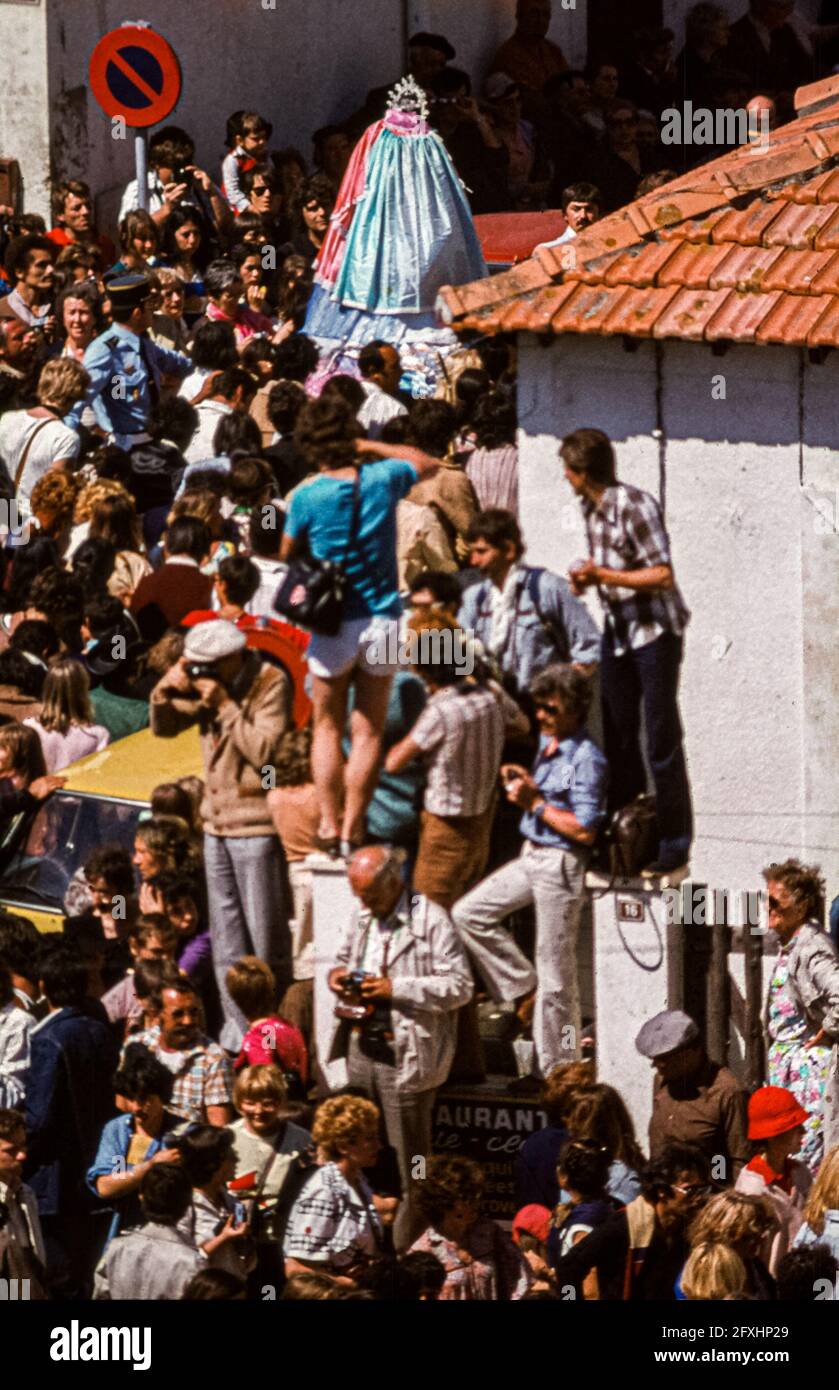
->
xmin=274 ymin=472 xmax=361 ymax=636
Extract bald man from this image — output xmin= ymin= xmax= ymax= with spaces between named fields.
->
xmin=327 ymin=845 xmax=473 ymax=1249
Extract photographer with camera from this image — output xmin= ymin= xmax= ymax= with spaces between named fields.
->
xmin=150 ymin=618 xmax=292 ymax=1053
xmin=327 ymin=844 xmax=473 ymax=1250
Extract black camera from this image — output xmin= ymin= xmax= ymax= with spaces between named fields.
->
xmin=185 ymin=661 xmax=217 ymax=681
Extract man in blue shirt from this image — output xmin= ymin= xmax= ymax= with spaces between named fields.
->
xmin=452 ymin=663 xmax=608 ymax=1078
xmin=77 ymin=274 xmax=192 ymax=450
xmin=458 ymin=508 xmax=601 ymax=694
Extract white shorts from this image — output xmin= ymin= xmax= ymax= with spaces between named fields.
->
xmin=306 ymin=616 xmax=401 ymax=680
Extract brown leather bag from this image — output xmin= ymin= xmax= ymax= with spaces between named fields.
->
xmin=605 ymin=794 xmax=658 ymax=880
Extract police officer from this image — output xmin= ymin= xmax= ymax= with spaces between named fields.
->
xmin=78 ymin=274 xmax=191 ymax=451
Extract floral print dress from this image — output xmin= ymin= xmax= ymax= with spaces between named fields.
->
xmin=767 ymin=947 xmax=831 ymax=1175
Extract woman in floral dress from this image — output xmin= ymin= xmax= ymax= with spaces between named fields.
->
xmin=764 ymin=859 xmax=839 ymax=1176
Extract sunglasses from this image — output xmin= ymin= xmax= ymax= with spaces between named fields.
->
xmin=767 ymin=896 xmax=793 ymax=911
xmin=534 ymin=701 xmax=563 ymax=716
xmin=672 ymin=1182 xmax=712 ymax=1197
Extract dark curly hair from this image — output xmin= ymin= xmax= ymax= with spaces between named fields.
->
xmin=762 ymin=858 xmax=825 ymax=925
xmin=28 ymin=568 xmax=85 ymax=649
xmin=415 ymin=1155 xmax=485 ymax=1227
xmin=294 ymin=396 xmax=360 ymax=473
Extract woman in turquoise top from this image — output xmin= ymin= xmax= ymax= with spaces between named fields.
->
xmin=281 ymin=397 xmax=439 ymax=857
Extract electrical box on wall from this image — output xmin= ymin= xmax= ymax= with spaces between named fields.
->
xmin=617 ymin=897 xmax=645 ymax=923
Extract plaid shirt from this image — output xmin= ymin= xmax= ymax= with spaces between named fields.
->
xmin=133 ymin=1026 xmax=234 ymax=1123
xmin=283 ymin=1162 xmax=381 ymax=1270
xmin=582 ymin=483 xmax=689 ymax=656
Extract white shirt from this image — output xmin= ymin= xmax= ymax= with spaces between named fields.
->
xmin=358 ymin=380 xmax=407 ymax=440
xmin=119 ymin=173 xmax=167 ymax=223
xmin=535 ymin=225 xmax=577 ymax=252
xmin=246 ymin=556 xmax=288 ymax=617
xmin=0 ymin=411 xmax=81 ymax=510
xmin=184 ymin=399 xmax=232 ymax=464
xmin=0 ymin=1000 xmax=34 ymax=1108
xmin=178 ymin=367 xmax=213 ymax=403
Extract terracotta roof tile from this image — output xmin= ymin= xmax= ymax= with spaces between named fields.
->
xmin=601 ymin=242 xmax=681 ymax=287
xmin=710 ymin=203 xmax=786 ymax=246
xmin=755 ymin=292 xmax=833 ymax=344
xmin=652 ymin=287 xmax=733 ymax=341
xmin=438 ymin=86 xmax=839 ymax=347
xmin=601 ymin=286 xmax=681 ymax=337
xmin=550 ymin=283 xmax=630 ymax=334
xmin=812 ymin=205 xmax=839 ymax=249
xmin=496 ymin=282 xmax=578 ymax=332
xmin=708 ymin=245 xmax=784 ymax=291
xmin=704 ymin=289 xmax=782 ymax=342
xmin=805 ymin=295 xmax=839 ymax=345
xmin=761 ymin=202 xmax=838 ymax=248
xmin=657 ymin=241 xmax=734 ymax=289
xmin=760 ymin=248 xmax=837 ymax=292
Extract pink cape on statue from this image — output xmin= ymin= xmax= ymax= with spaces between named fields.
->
xmin=314 ymin=119 xmax=384 ymax=287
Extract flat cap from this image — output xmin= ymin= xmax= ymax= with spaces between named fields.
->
xmin=183 ymin=619 xmax=246 ymax=662
xmin=105 ymin=272 xmax=151 ymax=309
xmin=408 ymin=31 xmax=455 ymax=60
xmin=635 ymin=1009 xmax=699 ymax=1059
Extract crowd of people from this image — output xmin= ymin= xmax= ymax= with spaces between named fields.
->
xmin=0 ymin=0 xmax=836 ymax=1305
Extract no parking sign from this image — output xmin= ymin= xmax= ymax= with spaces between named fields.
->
xmin=89 ymin=24 xmax=181 ymax=128
xmin=88 ymin=22 xmax=182 ymax=212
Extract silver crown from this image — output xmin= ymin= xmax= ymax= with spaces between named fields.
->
xmin=387 ymin=75 xmax=429 ymax=122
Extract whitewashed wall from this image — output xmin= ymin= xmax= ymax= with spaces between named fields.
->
xmin=517 ymin=333 xmax=839 ymax=906
xmin=0 ymin=0 xmax=51 ymax=218
xmin=43 ymin=0 xmax=404 ymax=235
xmin=0 ymin=0 xmax=589 ymax=229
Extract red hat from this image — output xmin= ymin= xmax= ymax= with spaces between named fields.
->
xmin=747 ymin=1086 xmax=809 ymax=1141
xmin=512 ymin=1204 xmax=552 ymax=1244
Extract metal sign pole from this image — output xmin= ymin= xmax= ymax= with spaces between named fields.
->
xmin=135 ymin=129 xmax=149 ymax=211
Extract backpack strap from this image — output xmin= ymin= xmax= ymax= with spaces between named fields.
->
xmin=13 ymin=417 xmax=54 ymax=492
xmin=524 ymin=567 xmax=570 ymax=663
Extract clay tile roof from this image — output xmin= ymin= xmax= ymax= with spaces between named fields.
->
xmin=437 ymin=78 xmax=839 ymax=348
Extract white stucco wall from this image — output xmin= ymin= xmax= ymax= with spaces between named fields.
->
xmin=1 ymin=0 xmax=589 ymax=233
xmin=0 ymin=0 xmax=50 ymax=218
xmin=517 ymin=333 xmax=839 ymax=907
xmin=42 ymin=0 xmax=405 ymax=236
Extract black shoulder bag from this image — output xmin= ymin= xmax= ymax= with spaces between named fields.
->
xmin=274 ymin=471 xmax=362 ymax=636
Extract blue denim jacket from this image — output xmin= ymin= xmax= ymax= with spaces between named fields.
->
xmin=520 ymin=731 xmax=609 ymax=849
xmin=87 ymin=1110 xmax=184 ymax=1246
xmin=458 ymin=566 xmax=601 ymax=690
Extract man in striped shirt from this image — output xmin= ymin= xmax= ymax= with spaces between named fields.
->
xmin=561 ymin=427 xmax=692 ymax=875
xmin=385 ymin=611 xmax=529 ymax=907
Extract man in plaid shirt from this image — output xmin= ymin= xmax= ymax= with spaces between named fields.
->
xmin=560 ymin=428 xmax=692 ymax=875
xmin=134 ymin=980 xmax=234 ymax=1126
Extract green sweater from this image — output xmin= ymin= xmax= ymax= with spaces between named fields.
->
xmin=90 ymin=685 xmax=150 ymax=743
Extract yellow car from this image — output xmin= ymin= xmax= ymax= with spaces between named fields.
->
xmin=0 ymin=725 xmax=202 ymax=933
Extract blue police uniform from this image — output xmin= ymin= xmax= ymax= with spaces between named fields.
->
xmin=77 ymin=321 xmax=191 ymax=448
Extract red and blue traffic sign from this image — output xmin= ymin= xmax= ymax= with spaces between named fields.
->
xmin=89 ymin=25 xmax=181 ymax=128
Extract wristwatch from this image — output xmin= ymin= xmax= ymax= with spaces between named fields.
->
xmin=531 ymin=799 xmax=547 ymax=819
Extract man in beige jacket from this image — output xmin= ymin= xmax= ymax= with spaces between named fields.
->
xmin=151 ymin=619 xmax=291 ymax=1051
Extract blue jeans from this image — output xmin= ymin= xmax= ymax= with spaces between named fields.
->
xmin=600 ymin=629 xmax=693 ymax=861
xmin=203 ymin=832 xmax=291 ymax=1052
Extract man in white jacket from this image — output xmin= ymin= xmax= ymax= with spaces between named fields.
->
xmin=327 ymin=845 xmax=473 ymax=1249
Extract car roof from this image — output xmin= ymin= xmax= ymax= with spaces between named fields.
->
xmin=58 ymin=725 xmax=203 ymax=804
